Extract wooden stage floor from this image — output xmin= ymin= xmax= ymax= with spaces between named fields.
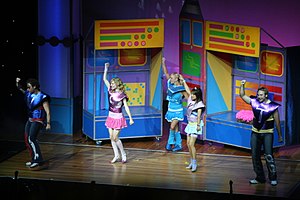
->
xmin=0 ymin=140 xmax=299 ymax=200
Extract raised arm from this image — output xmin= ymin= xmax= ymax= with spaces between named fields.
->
xmin=239 ymin=80 xmax=251 ymax=104
xmin=179 ymin=74 xmax=190 ymax=98
xmin=162 ymin=57 xmax=170 ymax=80
xmin=16 ymin=77 xmax=25 ymax=94
xmin=103 ymin=63 xmax=110 ymax=89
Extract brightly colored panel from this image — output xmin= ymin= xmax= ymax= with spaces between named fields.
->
xmin=260 ymin=50 xmax=284 ymax=77
xmin=180 ymin=19 xmax=191 ymax=44
xmin=192 ymin=20 xmax=203 ymax=47
xmin=119 ymin=49 xmax=147 ymax=66
xmin=95 ymin=19 xmax=164 ymax=50
xmin=124 ymin=82 xmax=146 ymax=106
xmin=207 ymin=52 xmax=232 ymax=111
xmin=235 ymin=55 xmax=258 ymax=73
xmin=182 ymin=50 xmax=201 ymax=77
xmin=206 ymin=64 xmax=228 ymax=114
xmin=150 ymin=51 xmax=162 ymax=110
xmin=205 ymin=21 xmax=260 ymax=57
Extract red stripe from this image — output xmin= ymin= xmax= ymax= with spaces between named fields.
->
xmin=209 ymin=43 xmax=255 ymax=55
xmin=100 ymin=42 xmax=118 ymax=47
xmin=100 ymin=28 xmax=145 ymax=34
xmin=273 ymin=94 xmax=282 ymax=102
xmin=209 ymin=36 xmax=244 ymax=46
xmin=260 ymin=84 xmax=282 ymax=93
xmin=209 ymin=23 xmax=223 ymax=30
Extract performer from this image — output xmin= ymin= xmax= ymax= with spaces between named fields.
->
xmin=239 ymin=80 xmax=283 ymax=186
xmin=103 ymin=62 xmax=134 ymax=164
xmin=184 ymin=87 xmax=205 ymax=172
xmin=16 ymin=77 xmax=51 ymax=170
xmin=162 ymin=57 xmax=189 ymax=152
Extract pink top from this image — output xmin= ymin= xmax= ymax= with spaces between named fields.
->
xmin=108 ymin=89 xmax=128 ymax=113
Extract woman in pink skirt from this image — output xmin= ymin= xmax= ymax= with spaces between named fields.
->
xmin=103 ymin=62 xmax=134 ymax=163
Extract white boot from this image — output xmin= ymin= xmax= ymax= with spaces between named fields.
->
xmin=116 ymin=140 xmax=127 ymax=163
xmin=111 ymin=140 xmax=120 ymax=163
xmin=186 ymin=158 xmax=192 ymax=169
xmin=191 ymin=159 xmax=197 ymax=172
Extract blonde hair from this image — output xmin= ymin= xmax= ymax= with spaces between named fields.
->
xmin=111 ymin=77 xmax=125 ymax=92
xmin=170 ymin=72 xmax=184 ymax=85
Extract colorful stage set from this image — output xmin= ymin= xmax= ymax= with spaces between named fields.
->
xmin=82 ymin=19 xmax=164 ymax=144
xmin=179 ymin=6 xmax=286 ymax=149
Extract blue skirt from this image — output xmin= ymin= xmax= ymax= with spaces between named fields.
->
xmin=165 ymin=110 xmax=184 ymax=122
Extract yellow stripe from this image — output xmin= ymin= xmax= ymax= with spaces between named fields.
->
xmin=149 ymin=51 xmax=162 ymax=105
xmin=207 ymin=52 xmax=232 ymax=109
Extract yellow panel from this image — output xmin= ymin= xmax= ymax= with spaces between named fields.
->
xmin=205 ymin=21 xmax=260 ymax=57
xmin=124 ymin=82 xmax=145 ymax=106
xmin=150 ymin=51 xmax=162 ymax=105
xmin=95 ymin=18 xmax=164 ymax=50
xmin=207 ymin=52 xmax=232 ymax=109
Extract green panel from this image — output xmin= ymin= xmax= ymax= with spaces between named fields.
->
xmin=182 ymin=50 xmax=201 ymax=77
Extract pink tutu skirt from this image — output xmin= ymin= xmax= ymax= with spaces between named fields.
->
xmin=105 ymin=112 xmax=127 ymax=129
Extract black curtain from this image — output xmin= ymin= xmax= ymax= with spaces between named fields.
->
xmin=286 ymin=46 xmax=300 ymax=145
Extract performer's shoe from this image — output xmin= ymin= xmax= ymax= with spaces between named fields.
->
xmin=270 ymin=180 xmax=278 ymax=186
xmin=25 ymin=161 xmax=32 ymax=167
xmin=172 ymin=145 xmax=182 ymax=152
xmin=249 ymin=179 xmax=266 ymax=184
xmin=191 ymin=163 xmax=197 ymax=172
xmin=186 ymin=163 xmax=192 ymax=169
xmin=121 ymin=155 xmax=127 ymax=164
xmin=111 ymin=156 xmax=120 ymax=164
xmin=191 ymin=160 xmax=197 ymax=172
xmin=29 ymin=161 xmax=49 ymax=171
xmin=165 ymin=144 xmax=172 ymax=151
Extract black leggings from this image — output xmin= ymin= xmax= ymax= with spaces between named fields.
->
xmin=24 ymin=121 xmax=44 ymax=163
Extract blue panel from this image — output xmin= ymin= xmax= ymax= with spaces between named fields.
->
xmin=96 ymin=74 xmax=102 ymax=112
xmin=180 ymin=19 xmax=191 ymax=44
xmin=206 ymin=120 xmax=252 ymax=149
xmin=94 ymin=117 xmax=161 ymax=140
xmin=88 ymin=75 xmax=94 ymax=111
xmin=152 ymin=69 xmax=162 ymax=110
xmin=38 ymin=0 xmax=71 ymax=98
xmin=83 ymin=111 xmax=94 ymax=139
xmin=206 ymin=64 xmax=228 ymax=114
xmin=95 ymin=120 xmax=109 ymax=139
xmin=234 ymin=55 xmax=258 ymax=72
xmin=38 ymin=0 xmax=70 ymax=37
xmin=120 ymin=117 xmax=161 ymax=138
xmin=49 ymin=98 xmax=73 ymax=134
xmin=192 ymin=21 xmax=203 ymax=47
xmin=89 ymin=106 xmax=162 ymax=140
xmin=206 ymin=111 xmax=285 ymax=149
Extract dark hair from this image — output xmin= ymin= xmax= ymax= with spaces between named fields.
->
xmin=191 ymin=87 xmax=203 ymax=103
xmin=257 ymin=87 xmax=269 ymax=96
xmin=26 ymin=78 xmax=40 ymax=90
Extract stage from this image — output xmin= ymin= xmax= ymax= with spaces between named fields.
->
xmin=0 ymin=142 xmax=299 ymax=199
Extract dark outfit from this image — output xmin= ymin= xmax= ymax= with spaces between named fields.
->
xmin=250 ymin=96 xmax=280 ymax=182
xmin=24 ymin=90 xmax=50 ymax=165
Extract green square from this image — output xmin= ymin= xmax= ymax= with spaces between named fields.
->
xmin=182 ymin=51 xmax=201 ymax=77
